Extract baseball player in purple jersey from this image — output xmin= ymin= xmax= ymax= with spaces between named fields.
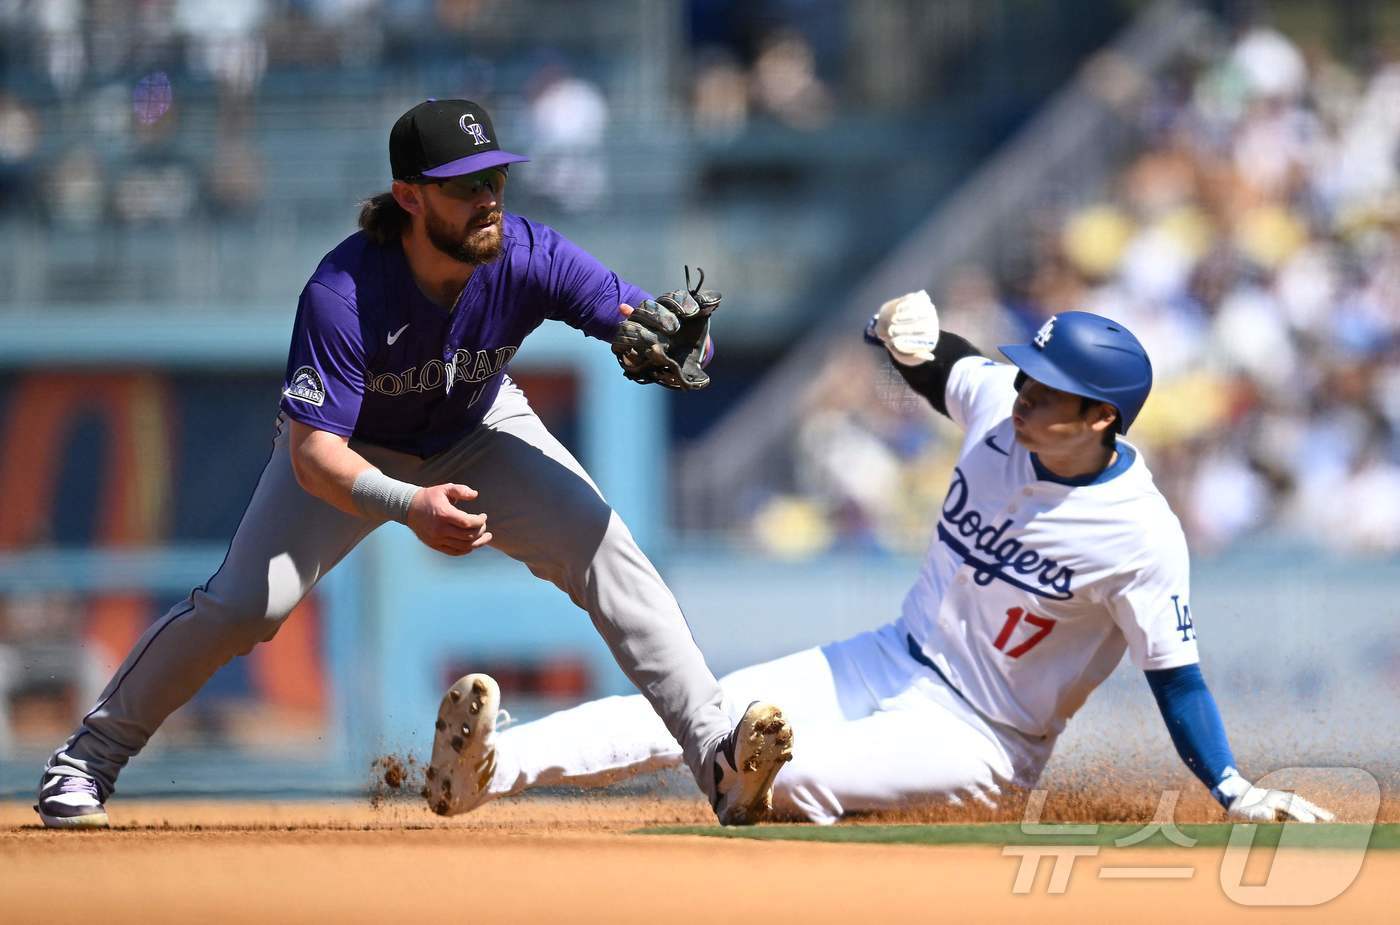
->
xmin=35 ymin=99 xmax=792 ymax=828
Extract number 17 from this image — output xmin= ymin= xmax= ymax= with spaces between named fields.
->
xmin=992 ymin=607 xmax=1056 ymax=658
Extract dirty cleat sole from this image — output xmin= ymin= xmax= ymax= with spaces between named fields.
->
xmin=423 ymin=673 xmax=501 ymax=817
xmin=719 ymin=702 xmax=794 ymax=826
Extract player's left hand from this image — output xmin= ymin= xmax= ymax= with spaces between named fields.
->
xmin=1220 ymin=775 xmax=1335 ymax=823
xmin=612 ymin=266 xmax=720 ymax=391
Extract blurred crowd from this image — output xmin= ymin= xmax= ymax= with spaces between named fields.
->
xmin=772 ymin=25 xmax=1400 ymax=558
xmin=1 ymin=0 xmax=505 ymax=97
xmin=8 ymin=5 xmax=1393 ymax=558
xmin=687 ymin=0 xmax=840 ymax=135
xmin=0 ymin=0 xmax=627 ymax=228
xmin=0 ymin=0 xmax=859 ymax=231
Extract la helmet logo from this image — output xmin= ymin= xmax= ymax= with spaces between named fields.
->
xmin=458 ymin=113 xmax=490 ymax=146
xmin=1034 ymin=316 xmax=1057 ymax=349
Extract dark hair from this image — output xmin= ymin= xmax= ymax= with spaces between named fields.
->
xmin=358 ymin=191 xmax=410 ymax=245
xmin=1079 ymin=396 xmax=1119 ymax=446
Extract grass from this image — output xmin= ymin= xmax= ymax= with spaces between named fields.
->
xmin=637 ymin=822 xmax=1400 ymax=850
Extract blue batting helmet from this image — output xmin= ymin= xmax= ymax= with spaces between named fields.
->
xmin=998 ymin=311 xmax=1153 ymax=433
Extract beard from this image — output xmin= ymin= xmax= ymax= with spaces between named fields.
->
xmin=424 ymin=205 xmax=504 ymax=264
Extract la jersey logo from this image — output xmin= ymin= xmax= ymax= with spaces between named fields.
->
xmin=938 ymin=467 xmax=1075 ymax=599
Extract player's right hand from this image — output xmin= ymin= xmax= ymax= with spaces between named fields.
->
xmin=1225 ymin=783 xmax=1335 ymax=823
xmin=406 ymin=483 xmax=492 ymax=556
xmin=866 ymin=289 xmax=940 ymax=366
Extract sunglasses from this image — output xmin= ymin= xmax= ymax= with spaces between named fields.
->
xmin=410 ymin=166 xmax=508 ymax=199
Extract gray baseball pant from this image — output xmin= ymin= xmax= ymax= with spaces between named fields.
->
xmin=43 ymin=380 xmax=732 ymax=804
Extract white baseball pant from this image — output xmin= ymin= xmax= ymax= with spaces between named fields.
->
xmin=486 ymin=619 xmax=1054 ymax=824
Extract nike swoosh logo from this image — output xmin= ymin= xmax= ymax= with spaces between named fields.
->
xmin=387 ymin=324 xmax=410 ymax=346
xmin=985 ymin=434 xmax=1010 ymax=456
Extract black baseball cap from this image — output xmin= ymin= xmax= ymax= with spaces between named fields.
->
xmin=389 ymin=99 xmax=529 ymax=181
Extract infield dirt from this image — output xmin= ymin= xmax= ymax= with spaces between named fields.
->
xmin=2 ymin=793 xmax=1395 ymax=924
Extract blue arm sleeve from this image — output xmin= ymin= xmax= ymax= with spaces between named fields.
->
xmin=1144 ymin=664 xmax=1238 ymax=806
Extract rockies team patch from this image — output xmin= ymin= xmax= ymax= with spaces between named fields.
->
xmin=284 ymin=366 xmax=326 ymax=407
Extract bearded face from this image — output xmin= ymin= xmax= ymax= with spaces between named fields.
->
xmin=407 ymin=167 xmax=509 ymax=264
xmin=423 ymin=199 xmax=504 ymax=264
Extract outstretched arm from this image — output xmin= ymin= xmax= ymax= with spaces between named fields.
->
xmin=1145 ymin=665 xmax=1333 ymax=822
xmin=1144 ymin=664 xmax=1236 ymax=795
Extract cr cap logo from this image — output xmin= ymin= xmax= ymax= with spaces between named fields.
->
xmin=458 ymin=113 xmax=490 ymax=146
xmin=1033 ymin=316 xmax=1057 ymax=349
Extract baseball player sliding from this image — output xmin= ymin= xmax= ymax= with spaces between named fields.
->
xmin=425 ymin=294 xmax=1333 ymax=825
xmin=35 ymin=99 xmax=792 ymax=829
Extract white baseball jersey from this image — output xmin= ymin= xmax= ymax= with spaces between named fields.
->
xmin=902 ymin=357 xmax=1199 ymax=739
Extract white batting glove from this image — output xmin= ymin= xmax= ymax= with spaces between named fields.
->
xmin=866 ymin=289 xmax=940 ymax=366
xmin=1215 ymin=771 xmax=1335 ymax=823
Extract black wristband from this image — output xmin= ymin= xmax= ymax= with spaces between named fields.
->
xmin=890 ymin=331 xmax=984 ymax=417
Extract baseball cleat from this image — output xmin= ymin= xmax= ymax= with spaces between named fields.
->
xmin=711 ymin=702 xmax=794 ymax=826
xmin=423 ymin=673 xmax=509 ymax=817
xmin=35 ymin=772 xmax=110 ymax=829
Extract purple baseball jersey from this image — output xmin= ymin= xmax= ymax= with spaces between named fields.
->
xmin=279 ymin=213 xmax=649 ymax=457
